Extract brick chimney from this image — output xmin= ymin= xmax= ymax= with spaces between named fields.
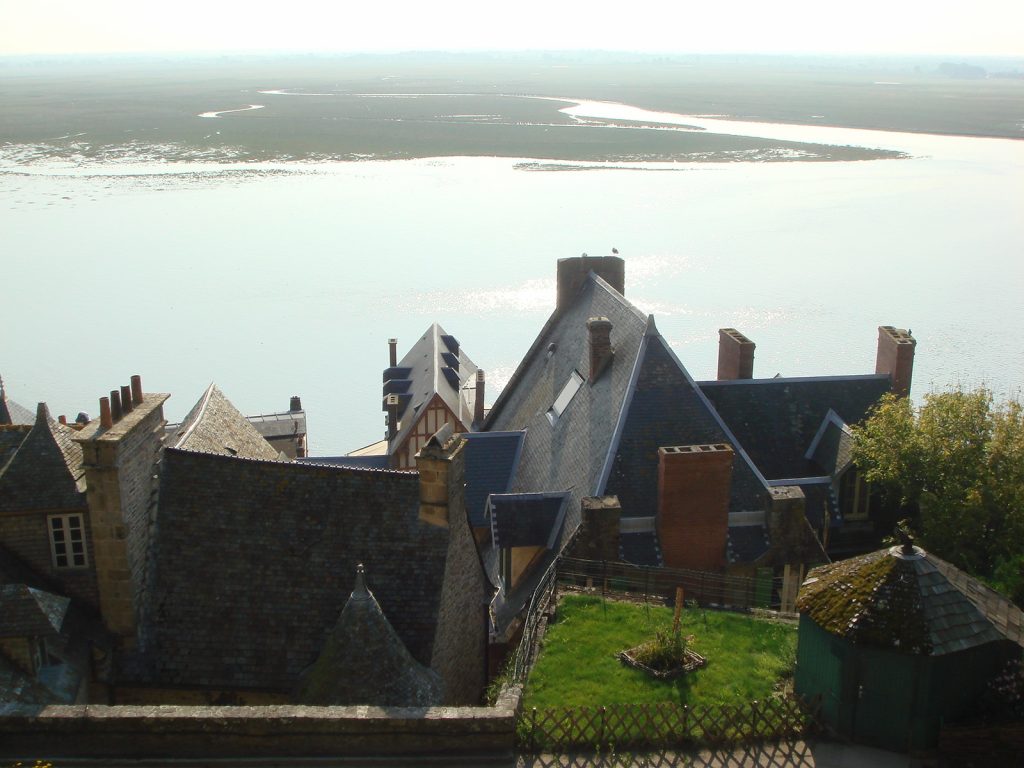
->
xmin=875 ymin=326 xmax=916 ymax=398
xmin=75 ymin=375 xmax=169 ymax=644
xmin=415 ymin=423 xmax=466 ymax=529
xmin=656 ymin=444 xmax=733 ymax=572
xmin=717 ymin=328 xmax=755 ymax=380
xmin=474 ymin=370 xmax=485 ymax=425
xmin=556 ymin=255 xmax=625 ymax=311
xmin=587 ymin=317 xmax=614 ymax=382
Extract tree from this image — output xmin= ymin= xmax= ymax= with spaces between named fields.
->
xmin=852 ymin=388 xmax=1024 ymax=602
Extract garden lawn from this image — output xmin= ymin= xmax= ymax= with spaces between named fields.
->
xmin=523 ymin=594 xmax=797 ymax=709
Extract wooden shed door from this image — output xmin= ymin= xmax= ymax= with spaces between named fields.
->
xmin=852 ymin=654 xmax=915 ymax=751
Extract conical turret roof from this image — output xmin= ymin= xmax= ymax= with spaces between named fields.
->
xmin=296 ymin=564 xmax=442 ymax=706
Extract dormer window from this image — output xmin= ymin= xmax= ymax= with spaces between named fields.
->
xmin=48 ymin=514 xmax=88 ymax=569
xmin=546 ymin=370 xmax=584 ymax=425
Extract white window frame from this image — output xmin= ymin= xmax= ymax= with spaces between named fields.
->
xmin=546 ymin=370 xmax=584 ymax=425
xmin=48 ymin=513 xmax=88 ymax=569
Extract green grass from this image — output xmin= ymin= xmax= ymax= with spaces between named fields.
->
xmin=523 ymin=594 xmax=797 ymax=710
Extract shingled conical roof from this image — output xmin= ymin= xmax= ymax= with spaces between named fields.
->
xmin=296 ymin=564 xmax=442 ymax=706
xmin=798 ymin=542 xmax=1019 ymax=655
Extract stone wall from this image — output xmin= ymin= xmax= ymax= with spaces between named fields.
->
xmin=425 ymin=436 xmax=490 ymax=705
xmin=0 ymin=509 xmax=99 ymax=609
xmin=0 ymin=686 xmax=521 ymax=760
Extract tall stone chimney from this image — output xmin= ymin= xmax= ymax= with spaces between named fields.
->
xmin=556 ymin=255 xmax=625 ymax=311
xmin=474 ymin=370 xmax=485 ymax=425
xmin=289 ymin=396 xmax=302 ymax=412
xmin=587 ymin=317 xmax=614 ymax=382
xmin=573 ymin=496 xmax=622 ymax=561
xmin=75 ymin=375 xmax=169 ymax=644
xmin=388 ymin=338 xmax=398 ymax=368
xmin=415 ymin=423 xmax=466 ymax=529
xmin=656 ymin=444 xmax=733 ymax=572
xmin=717 ymin=328 xmax=755 ymax=380
xmin=875 ymin=326 xmax=916 ymax=398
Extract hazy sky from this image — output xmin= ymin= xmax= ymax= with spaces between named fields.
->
xmin=1 ymin=0 xmax=1021 ymax=57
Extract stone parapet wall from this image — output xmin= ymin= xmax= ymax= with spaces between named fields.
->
xmin=0 ymin=688 xmax=521 ymax=759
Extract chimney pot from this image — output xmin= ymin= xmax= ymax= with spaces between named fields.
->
xmin=717 ymin=328 xmax=755 ymax=380
xmin=290 ymin=395 xmax=302 ymax=412
xmin=130 ymin=375 xmax=143 ymax=405
xmin=388 ymin=338 xmax=398 ymax=368
xmin=120 ymin=385 xmax=133 ymax=414
xmin=474 ymin=369 xmax=485 ymax=425
xmin=100 ymin=397 xmax=113 ymax=429
xmin=110 ymin=390 xmax=123 ymax=422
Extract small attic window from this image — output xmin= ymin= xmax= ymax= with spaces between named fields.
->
xmin=547 ymin=370 xmax=584 ymax=425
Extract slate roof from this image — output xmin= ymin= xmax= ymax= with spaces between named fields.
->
xmin=489 ymin=493 xmax=568 ymax=550
xmin=0 ymin=584 xmax=70 ymax=638
xmin=0 ymin=653 xmax=58 ymax=705
xmin=463 ymin=431 xmax=525 ymax=529
xmin=168 ymin=384 xmax=281 ymax=461
xmin=0 ymin=403 xmax=86 ymax=513
xmin=806 ymin=410 xmax=855 ymax=477
xmin=0 ymin=390 xmax=34 ymax=426
xmin=727 ymin=524 xmax=772 ymax=564
xmin=297 ymin=565 xmax=442 ymax=706
xmin=247 ymin=410 xmax=307 ymax=440
xmin=604 ymin=331 xmax=769 ymax=517
xmin=386 ymin=323 xmax=479 ymax=453
xmin=136 ymin=448 xmax=449 ymax=692
xmin=0 ymin=426 xmax=31 ymax=473
xmin=798 ymin=545 xmax=1022 ymax=655
xmin=484 ymin=273 xmax=649 ymax=550
xmin=698 ymin=375 xmax=890 ymax=480
xmin=620 ymin=531 xmax=663 ymax=567
xmin=299 ymin=455 xmax=391 ymax=470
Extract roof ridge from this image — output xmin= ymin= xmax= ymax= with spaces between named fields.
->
xmin=699 ymin=373 xmax=892 ymax=387
xmin=172 ymin=382 xmax=216 ymax=449
xmin=164 ymin=446 xmax=417 ymax=476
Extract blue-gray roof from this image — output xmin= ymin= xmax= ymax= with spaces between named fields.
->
xmin=489 ymin=492 xmax=568 ymax=550
xmin=463 ymin=431 xmax=524 ymax=528
xmin=604 ymin=333 xmax=769 ymax=518
xmin=698 ymin=375 xmax=890 ymax=481
xmin=484 ymin=273 xmax=649 ymax=551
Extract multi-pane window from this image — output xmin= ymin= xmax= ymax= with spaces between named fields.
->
xmin=48 ymin=514 xmax=88 ymax=568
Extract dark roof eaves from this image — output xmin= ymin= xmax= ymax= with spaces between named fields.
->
xmin=765 ymin=476 xmax=833 ymax=487
xmin=698 ymin=373 xmax=892 ymax=388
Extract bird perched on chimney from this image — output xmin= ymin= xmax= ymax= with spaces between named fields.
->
xmin=612 ymin=247 xmax=619 ymax=254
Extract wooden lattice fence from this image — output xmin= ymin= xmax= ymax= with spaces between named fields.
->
xmin=518 ymin=695 xmax=820 ymax=752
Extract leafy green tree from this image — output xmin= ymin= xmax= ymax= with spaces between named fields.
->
xmin=852 ymin=388 xmax=1024 ymax=601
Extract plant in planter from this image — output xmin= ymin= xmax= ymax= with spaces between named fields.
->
xmin=618 ymin=628 xmax=707 ymax=680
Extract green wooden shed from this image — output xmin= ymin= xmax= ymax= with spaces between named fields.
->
xmin=794 ymin=542 xmax=1023 ymax=752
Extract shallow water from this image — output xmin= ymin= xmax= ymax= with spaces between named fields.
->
xmin=2 ymin=101 xmax=1022 ymax=454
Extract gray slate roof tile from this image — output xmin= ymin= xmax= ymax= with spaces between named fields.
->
xmin=0 ymin=404 xmax=85 ymax=513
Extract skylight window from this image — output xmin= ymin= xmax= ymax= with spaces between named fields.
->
xmin=546 ymin=370 xmax=584 ymax=425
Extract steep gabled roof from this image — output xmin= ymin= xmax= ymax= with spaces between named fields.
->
xmin=485 ymin=273 xmax=648 ymax=550
xmin=604 ymin=331 xmax=769 ymax=517
xmin=297 ymin=565 xmax=442 ymax=706
xmin=0 ymin=426 xmax=31 ymax=474
xmin=386 ymin=323 xmax=479 ymax=453
xmin=137 ymin=448 xmax=449 ymax=692
xmin=168 ymin=384 xmax=281 ymax=461
xmin=699 ymin=375 xmax=890 ymax=480
xmin=0 ymin=404 xmax=85 ymax=513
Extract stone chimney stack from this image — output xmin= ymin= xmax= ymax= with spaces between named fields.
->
xmin=656 ymin=444 xmax=733 ymax=572
xmin=875 ymin=326 xmax=916 ymax=398
xmin=415 ymin=423 xmax=466 ymax=529
xmin=717 ymin=328 xmax=755 ymax=380
xmin=289 ymin=395 xmax=302 ymax=412
xmin=574 ymin=496 xmax=622 ymax=561
xmin=474 ymin=370 xmax=485 ymax=425
xmin=75 ymin=375 xmax=169 ymax=644
xmin=556 ymin=255 xmax=625 ymax=311
xmin=587 ymin=317 xmax=614 ymax=382
xmin=389 ymin=338 xmax=398 ymax=368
